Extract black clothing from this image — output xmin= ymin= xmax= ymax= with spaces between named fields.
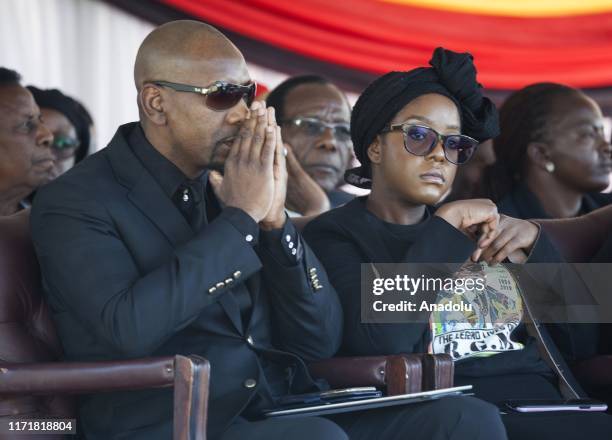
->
xmin=130 ymin=125 xmax=210 ymax=230
xmin=304 ymin=196 xmax=612 ymax=439
xmin=498 ymin=183 xmax=612 ymax=220
xmin=304 ymin=197 xmax=550 ymax=377
xmin=327 ymin=189 xmax=354 ymax=208
xmin=499 ymin=183 xmax=612 ymax=366
xmin=31 ymin=122 xmax=343 ymax=439
xmin=221 ymin=396 xmax=506 ymax=440
xmin=328 ymin=396 xmax=506 ymax=440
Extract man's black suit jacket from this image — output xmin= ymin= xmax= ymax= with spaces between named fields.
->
xmin=30 ymin=123 xmax=343 ymax=439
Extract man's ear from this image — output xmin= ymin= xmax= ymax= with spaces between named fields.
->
xmin=367 ymin=136 xmax=382 ymax=165
xmin=139 ymin=84 xmax=167 ymax=126
xmin=526 ymin=141 xmax=552 ymax=171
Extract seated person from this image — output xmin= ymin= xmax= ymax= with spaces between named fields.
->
xmin=0 ymin=67 xmax=54 ymax=216
xmin=27 ymin=86 xmax=93 ymax=179
xmin=267 ymin=76 xmax=355 ymax=215
xmin=444 ymin=139 xmax=495 ymax=202
xmin=483 ymin=83 xmax=612 ymax=219
xmin=483 ymin=83 xmax=612 ymax=379
xmin=31 ymin=22 xmax=504 ymax=440
xmin=304 ymin=48 xmax=612 ymax=439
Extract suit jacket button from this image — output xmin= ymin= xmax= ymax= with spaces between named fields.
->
xmin=246 ymin=335 xmax=254 ymax=346
xmin=225 ymin=278 xmax=233 ymax=285
xmin=233 ymin=271 xmax=242 ymax=279
xmin=208 ymin=286 xmax=217 ymax=294
xmin=244 ymin=378 xmax=257 ymax=388
xmin=216 ymin=282 xmax=225 ymax=289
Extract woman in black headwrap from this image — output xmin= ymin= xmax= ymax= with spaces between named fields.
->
xmin=304 ymin=48 xmax=612 ymax=439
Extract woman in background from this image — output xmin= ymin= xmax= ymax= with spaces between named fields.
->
xmin=484 ymin=83 xmax=612 ymax=219
xmin=28 ymin=86 xmax=93 ymax=180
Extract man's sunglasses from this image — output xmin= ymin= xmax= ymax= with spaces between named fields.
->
xmin=381 ymin=123 xmax=479 ymax=165
xmin=152 ymin=80 xmax=256 ymax=111
xmin=282 ymin=117 xmax=351 ymax=142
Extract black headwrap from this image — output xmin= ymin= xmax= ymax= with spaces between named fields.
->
xmin=27 ymin=86 xmax=92 ymax=163
xmin=346 ymin=47 xmax=499 ymax=188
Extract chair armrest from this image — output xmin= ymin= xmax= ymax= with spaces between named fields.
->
xmin=0 ymin=357 xmax=175 ymax=394
xmin=573 ymin=355 xmax=612 ymax=387
xmin=173 ymin=355 xmax=210 ymax=440
xmin=421 ymin=354 xmax=454 ymax=391
xmin=309 ymin=354 xmax=453 ymax=395
xmin=0 ymin=355 xmax=210 ymax=440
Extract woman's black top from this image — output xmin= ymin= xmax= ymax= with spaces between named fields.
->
xmin=304 ymin=196 xmax=558 ymax=378
xmin=498 ymin=183 xmax=612 ymax=219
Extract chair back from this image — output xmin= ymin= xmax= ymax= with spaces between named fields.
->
xmin=0 ymin=209 xmax=74 ymax=433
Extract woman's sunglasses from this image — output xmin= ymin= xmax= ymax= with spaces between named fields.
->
xmin=152 ymin=80 xmax=256 ymax=111
xmin=52 ymin=136 xmax=80 ymax=160
xmin=381 ymin=123 xmax=479 ymax=165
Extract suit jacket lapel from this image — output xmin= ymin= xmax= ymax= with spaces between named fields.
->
xmin=128 ymin=172 xmax=194 ymax=247
xmin=244 ymin=275 xmax=261 ymax=332
xmin=106 ymin=123 xmax=193 ymax=248
xmin=217 ymin=292 xmax=244 ymax=335
xmin=106 ymin=123 xmax=247 ymax=335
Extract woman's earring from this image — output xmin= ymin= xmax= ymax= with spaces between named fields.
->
xmin=545 ymin=162 xmax=555 ymax=173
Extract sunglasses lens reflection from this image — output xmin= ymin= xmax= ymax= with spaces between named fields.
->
xmin=404 ymin=126 xmax=437 ymax=155
xmin=444 ymin=136 xmax=478 ymax=164
xmin=403 ymin=125 xmax=477 ymax=164
xmin=206 ymin=84 xmax=256 ymax=110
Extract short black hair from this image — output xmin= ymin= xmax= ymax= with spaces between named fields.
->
xmin=266 ymin=75 xmax=332 ymax=122
xmin=0 ymin=67 xmax=21 ymax=86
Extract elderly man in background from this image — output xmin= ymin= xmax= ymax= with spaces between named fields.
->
xmin=267 ymin=75 xmax=355 ymax=215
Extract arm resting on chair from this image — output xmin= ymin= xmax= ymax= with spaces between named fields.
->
xmin=536 ymin=205 xmax=612 ymax=262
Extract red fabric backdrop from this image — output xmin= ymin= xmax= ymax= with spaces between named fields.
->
xmin=158 ymin=0 xmax=612 ymax=89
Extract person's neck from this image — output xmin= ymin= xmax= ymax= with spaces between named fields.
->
xmin=526 ymin=173 xmax=583 ymax=218
xmin=142 ymin=125 xmax=201 ymax=179
xmin=0 ymin=187 xmax=28 ymax=216
xmin=366 ymin=184 xmax=426 ymax=225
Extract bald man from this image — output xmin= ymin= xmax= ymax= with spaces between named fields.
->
xmin=30 ymin=21 xmax=505 ymax=440
xmin=30 ymin=20 xmax=344 ymax=439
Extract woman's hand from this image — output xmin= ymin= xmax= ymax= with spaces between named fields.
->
xmin=474 ymin=215 xmax=539 ymax=264
xmin=435 ymin=199 xmax=500 ymax=245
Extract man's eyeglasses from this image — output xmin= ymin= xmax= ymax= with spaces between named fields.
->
xmin=282 ymin=117 xmax=351 ymax=142
xmin=381 ymin=123 xmax=479 ymax=165
xmin=152 ymin=80 xmax=256 ymax=111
